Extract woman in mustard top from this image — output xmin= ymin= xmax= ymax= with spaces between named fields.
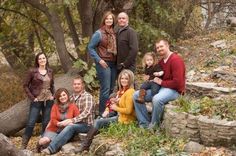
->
xmin=74 ymin=69 xmax=136 ymax=153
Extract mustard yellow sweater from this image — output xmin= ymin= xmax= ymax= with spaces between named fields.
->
xmin=116 ymin=88 xmax=136 ymax=124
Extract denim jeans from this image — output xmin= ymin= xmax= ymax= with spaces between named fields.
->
xmin=133 ymin=87 xmax=179 ymax=128
xmin=140 ymin=81 xmax=161 ymax=96
xmin=94 ymin=116 xmax=118 ymax=130
xmin=48 ymin=123 xmax=90 ymax=154
xmin=24 ymin=100 xmax=54 ymax=138
xmin=96 ymin=61 xmax=117 ymax=115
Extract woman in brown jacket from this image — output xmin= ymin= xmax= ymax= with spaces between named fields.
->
xmin=87 ymin=11 xmax=117 ymax=116
xmin=21 ymin=52 xmax=54 ymax=149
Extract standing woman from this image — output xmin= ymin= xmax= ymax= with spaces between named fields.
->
xmin=21 ymin=52 xmax=54 ymax=149
xmin=88 ymin=11 xmax=117 ymax=115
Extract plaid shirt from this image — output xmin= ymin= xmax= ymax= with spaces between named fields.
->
xmin=70 ymin=90 xmax=95 ymax=125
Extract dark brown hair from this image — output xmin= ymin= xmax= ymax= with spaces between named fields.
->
xmin=73 ymin=75 xmax=85 ymax=84
xmin=34 ymin=52 xmax=49 ymax=68
xmin=55 ymin=88 xmax=70 ymax=104
xmin=100 ymin=11 xmax=116 ymax=27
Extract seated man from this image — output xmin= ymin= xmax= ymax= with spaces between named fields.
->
xmin=41 ymin=76 xmax=95 ymax=154
xmin=133 ymin=39 xmax=186 ymax=129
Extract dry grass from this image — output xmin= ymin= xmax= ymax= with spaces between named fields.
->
xmin=0 ymin=66 xmax=25 ymax=112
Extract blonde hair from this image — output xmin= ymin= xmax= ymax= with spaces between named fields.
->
xmin=142 ymin=52 xmax=157 ymax=68
xmin=100 ymin=11 xmax=116 ymax=27
xmin=117 ymin=69 xmax=134 ymax=90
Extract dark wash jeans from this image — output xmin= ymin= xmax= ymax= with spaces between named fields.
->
xmin=140 ymin=81 xmax=161 ymax=96
xmin=24 ymin=100 xmax=54 ymax=138
xmin=48 ymin=123 xmax=90 ymax=153
xmin=96 ymin=61 xmax=117 ymax=115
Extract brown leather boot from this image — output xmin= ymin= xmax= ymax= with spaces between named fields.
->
xmin=21 ymin=135 xmax=30 ymax=149
xmin=74 ymin=127 xmax=98 ymax=153
xmin=136 ymin=89 xmax=146 ymax=104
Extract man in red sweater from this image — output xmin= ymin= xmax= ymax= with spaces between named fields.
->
xmin=133 ymin=39 xmax=185 ymax=129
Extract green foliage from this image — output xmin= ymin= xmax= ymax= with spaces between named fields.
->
xmin=73 ymin=59 xmax=99 ymax=91
xmin=100 ymin=123 xmax=187 ymax=155
xmin=78 ymin=37 xmax=90 ymax=55
xmin=130 ymin=0 xmax=197 ymax=53
xmin=173 ymin=96 xmax=236 ymax=121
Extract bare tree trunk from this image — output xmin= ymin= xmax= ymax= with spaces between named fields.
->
xmin=173 ymin=0 xmax=197 ymax=39
xmin=0 ymin=100 xmax=29 ymax=136
xmin=63 ymin=6 xmax=81 ymax=58
xmin=22 ymin=0 xmax=72 ymax=72
xmin=77 ymin=0 xmax=93 ymax=38
xmin=77 ymin=0 xmax=93 ymax=62
xmin=34 ymin=26 xmax=45 ymax=54
xmin=0 ymin=133 xmax=27 ymax=156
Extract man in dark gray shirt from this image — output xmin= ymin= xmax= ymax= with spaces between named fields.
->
xmin=116 ymin=12 xmax=139 ymax=74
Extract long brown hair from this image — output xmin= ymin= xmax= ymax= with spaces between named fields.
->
xmin=34 ymin=52 xmax=49 ymax=68
xmin=54 ymin=88 xmax=70 ymax=105
xmin=100 ymin=11 xmax=116 ymax=28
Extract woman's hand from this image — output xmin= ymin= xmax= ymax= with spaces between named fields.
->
xmin=34 ymin=98 xmax=38 ymax=102
xmin=110 ymin=103 xmax=117 ymax=111
xmin=57 ymin=119 xmax=73 ymax=127
xmin=99 ymin=60 xmax=108 ymax=68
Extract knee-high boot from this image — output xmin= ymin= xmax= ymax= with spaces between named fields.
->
xmin=74 ymin=127 xmax=98 ymax=153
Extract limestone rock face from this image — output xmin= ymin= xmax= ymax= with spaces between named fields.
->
xmin=163 ymin=104 xmax=236 ymax=147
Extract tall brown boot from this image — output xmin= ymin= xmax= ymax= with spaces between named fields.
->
xmin=21 ymin=135 xmax=30 ymax=149
xmin=136 ymin=89 xmax=146 ymax=104
xmin=74 ymin=127 xmax=98 ymax=153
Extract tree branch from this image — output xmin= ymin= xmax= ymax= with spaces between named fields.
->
xmin=0 ymin=7 xmax=54 ymax=39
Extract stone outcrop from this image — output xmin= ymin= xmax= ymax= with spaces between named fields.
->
xmin=186 ymin=82 xmax=236 ymax=98
xmin=163 ymin=104 xmax=236 ymax=147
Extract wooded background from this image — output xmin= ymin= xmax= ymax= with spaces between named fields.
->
xmin=0 ymin=0 xmax=235 ymax=73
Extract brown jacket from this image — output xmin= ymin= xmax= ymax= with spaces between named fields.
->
xmin=23 ymin=68 xmax=54 ymax=101
xmin=97 ymin=29 xmax=116 ymax=62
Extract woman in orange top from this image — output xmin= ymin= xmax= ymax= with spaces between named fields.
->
xmin=74 ymin=69 xmax=136 ymax=153
xmin=38 ymin=88 xmax=79 ymax=153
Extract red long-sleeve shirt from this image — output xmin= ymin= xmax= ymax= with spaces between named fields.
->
xmin=159 ymin=53 xmax=186 ymax=94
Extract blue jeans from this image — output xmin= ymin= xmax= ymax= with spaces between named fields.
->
xmin=140 ymin=81 xmax=161 ymax=96
xmin=24 ymin=100 xmax=54 ymax=138
xmin=48 ymin=123 xmax=90 ymax=154
xmin=96 ymin=61 xmax=117 ymax=115
xmin=133 ymin=87 xmax=179 ymax=128
xmin=94 ymin=116 xmax=118 ymax=130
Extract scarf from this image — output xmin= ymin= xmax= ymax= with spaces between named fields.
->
xmin=58 ymin=102 xmax=69 ymax=113
xmin=117 ymin=87 xmax=129 ymax=98
xmin=101 ymin=26 xmax=117 ymax=55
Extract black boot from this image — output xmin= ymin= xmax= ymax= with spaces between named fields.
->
xmin=74 ymin=127 xmax=98 ymax=153
xmin=21 ymin=135 xmax=30 ymax=149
